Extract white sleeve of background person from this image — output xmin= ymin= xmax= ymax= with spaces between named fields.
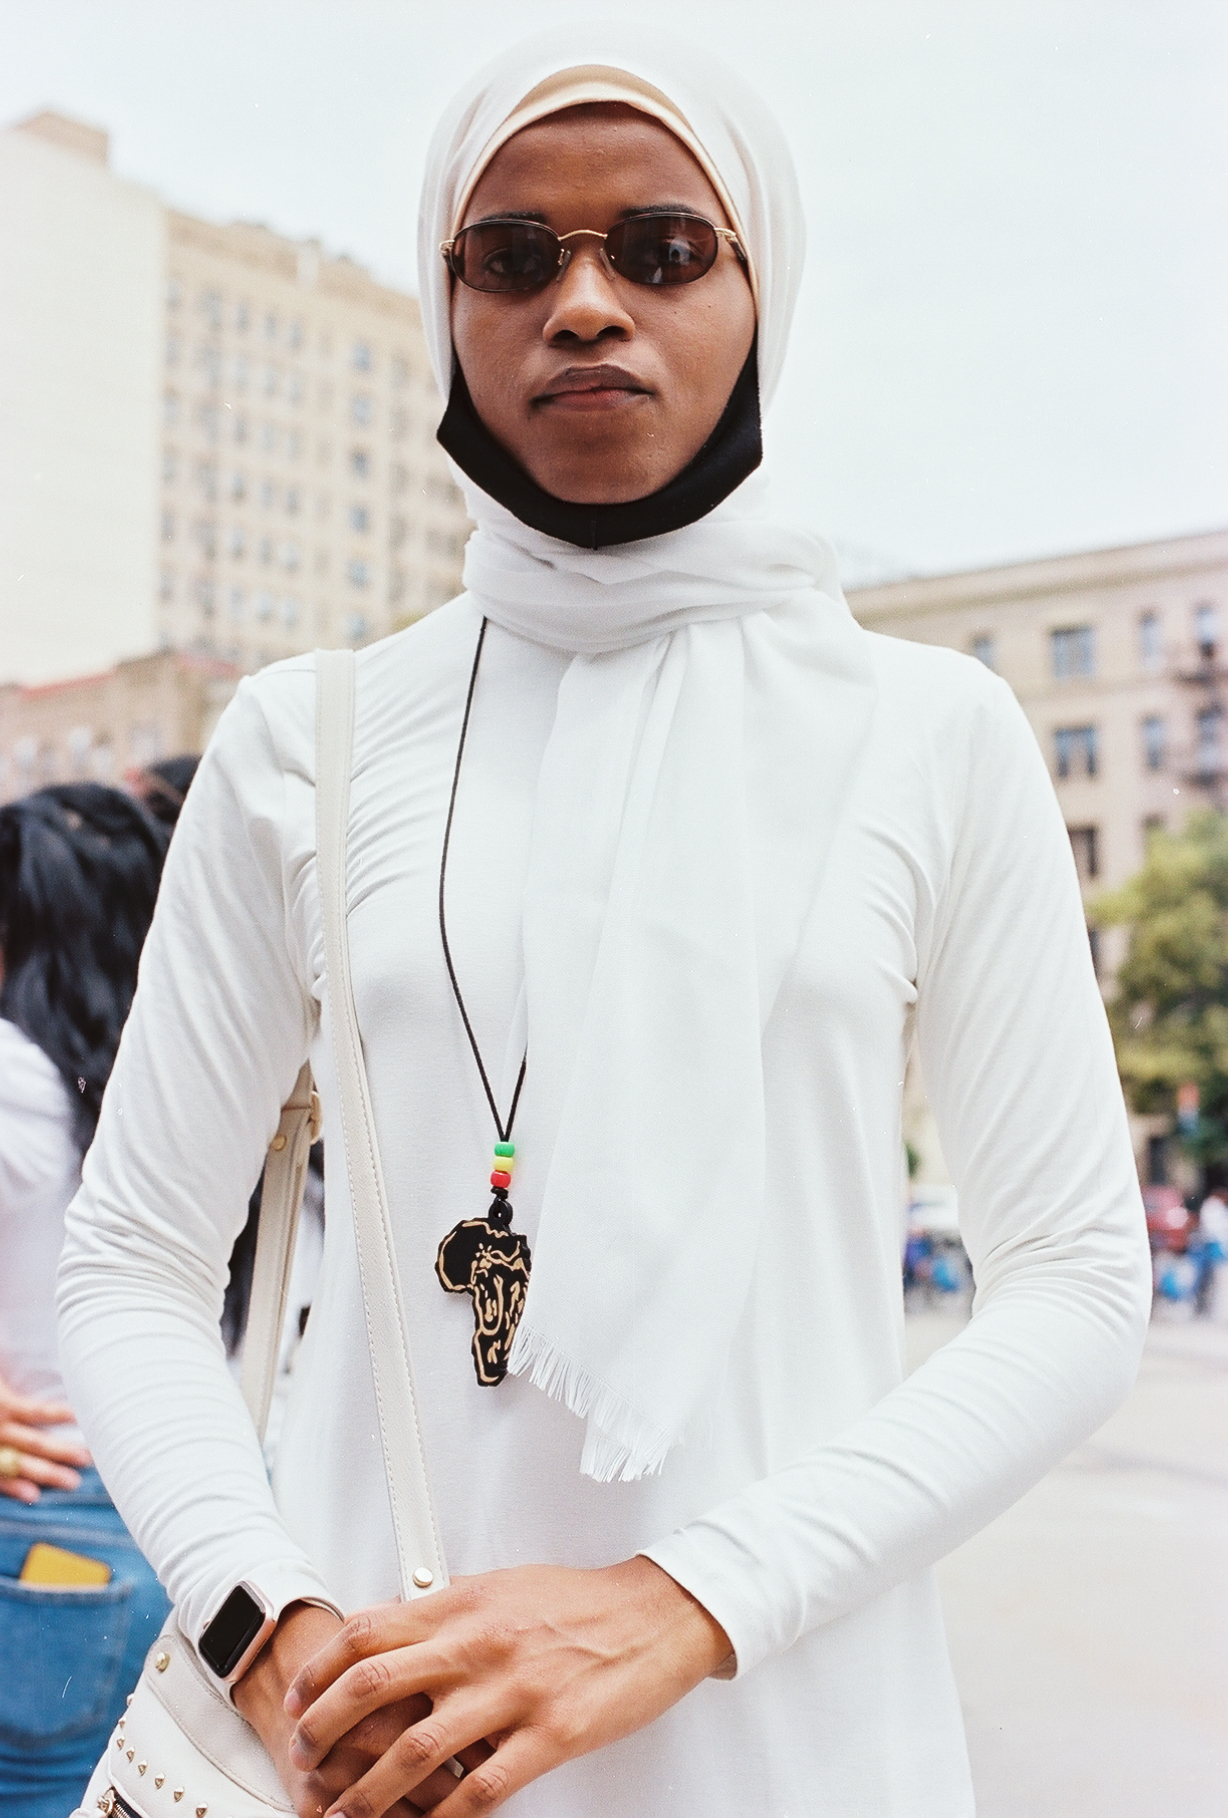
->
xmin=642 ymin=671 xmax=1152 ymax=1677
xmin=56 ymin=678 xmax=335 ymax=1643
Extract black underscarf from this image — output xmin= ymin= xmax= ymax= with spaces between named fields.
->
xmin=436 ymin=334 xmax=762 ymax=551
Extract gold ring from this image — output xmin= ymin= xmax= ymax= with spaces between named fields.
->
xmin=0 ymin=1446 xmax=23 ymax=1479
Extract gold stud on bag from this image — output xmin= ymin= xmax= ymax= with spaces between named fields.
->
xmin=70 ymin=652 xmax=447 ymax=1818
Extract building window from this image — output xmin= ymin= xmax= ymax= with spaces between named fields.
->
xmin=255 ymin=590 xmax=275 ymax=622
xmin=282 ymin=595 xmax=300 ymax=628
xmin=199 ymin=289 xmax=222 ymax=330
xmin=389 ymin=407 xmax=408 ymax=441
xmin=1139 ymin=610 xmax=1162 ymax=671
xmin=1195 ymin=601 xmax=1220 ymax=659
xmin=970 ymin=634 xmax=995 ymax=670
xmin=281 ymin=540 xmax=301 ymax=572
xmin=194 ymin=577 xmax=215 ymax=613
xmin=351 ymin=448 xmax=370 ymax=478
xmin=228 ymin=585 xmax=245 ymax=623
xmin=233 ymin=413 xmax=248 ymax=445
xmin=287 ymin=372 xmax=304 ymax=405
xmin=259 ymin=478 xmax=276 ymax=509
xmin=1055 ymin=724 xmax=1098 ymax=779
xmin=1051 ymin=625 xmax=1095 ymax=680
xmin=162 ymin=449 xmax=178 ymax=482
xmin=234 ymin=300 xmax=250 ymax=332
xmin=230 ymin=469 xmax=246 ymax=500
xmin=159 ymin=568 xmax=175 ymax=601
xmin=389 ymin=462 xmax=408 ymax=493
xmin=260 ymin=422 xmax=278 ymax=454
xmin=264 ymin=312 xmax=278 ymax=342
xmin=1195 ymin=705 xmax=1224 ymax=775
xmin=163 ymin=393 xmax=180 ymax=427
xmin=345 ymin=612 xmax=369 ymax=643
xmin=1142 ymin=814 xmax=1165 ymax=847
xmin=390 ymin=354 xmax=408 ymax=385
xmin=389 ymin=515 xmax=407 ymax=550
xmin=1141 ymin=715 xmax=1166 ymax=772
xmin=259 ymin=536 xmax=274 ymax=565
xmin=167 ymin=276 xmax=183 ymax=309
xmin=348 ymin=559 xmax=371 ymax=589
xmin=233 ymin=356 xmax=250 ymax=392
xmin=287 ymin=318 xmax=303 ymax=349
xmin=285 ymin=487 xmax=301 ymax=516
xmin=161 ymin=509 xmax=175 ymax=542
xmin=1068 ymin=825 xmax=1099 ymax=883
xmin=352 ymin=340 xmax=372 ymax=371
xmin=165 ymin=335 xmax=181 ymax=368
xmin=287 ymin=430 xmax=303 ymax=460
xmin=227 ymin=525 xmax=246 ymax=559
xmin=350 ymin=504 xmax=370 ymax=533
xmin=1087 ymin=925 xmax=1101 ymax=977
xmin=351 ymin=393 xmax=374 ymax=426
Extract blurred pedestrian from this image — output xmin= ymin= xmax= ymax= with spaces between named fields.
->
xmin=0 ymin=784 xmax=172 ymax=1817
xmin=127 ymin=753 xmax=200 ymax=830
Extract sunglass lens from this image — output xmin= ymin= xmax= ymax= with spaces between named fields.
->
xmin=609 ymin=214 xmax=719 ymax=286
xmin=452 ymin=222 xmax=560 ymax=292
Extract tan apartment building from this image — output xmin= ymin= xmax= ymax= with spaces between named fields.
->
xmin=0 ymin=649 xmax=239 ymax=803
xmin=850 ymin=527 xmax=1228 ymax=1188
xmin=0 ymin=110 xmax=470 ymax=686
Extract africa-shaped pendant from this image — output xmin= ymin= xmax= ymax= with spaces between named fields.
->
xmin=436 ymin=1142 xmax=531 ymax=1386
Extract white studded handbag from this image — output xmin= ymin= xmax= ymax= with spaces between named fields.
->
xmin=73 ymin=649 xmax=449 ymax=1818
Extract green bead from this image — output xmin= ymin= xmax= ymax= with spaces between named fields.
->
xmin=494 ymin=1141 xmax=515 ymax=1158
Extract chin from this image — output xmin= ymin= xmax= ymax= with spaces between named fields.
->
xmin=526 ymin=452 xmax=674 ymax=506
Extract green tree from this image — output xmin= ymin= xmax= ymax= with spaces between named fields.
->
xmin=1093 ymin=811 xmax=1228 ymax=1169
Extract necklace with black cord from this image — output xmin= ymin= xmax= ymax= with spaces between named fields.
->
xmin=434 ymin=616 xmax=532 ymax=1385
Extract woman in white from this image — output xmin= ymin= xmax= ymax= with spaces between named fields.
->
xmin=60 ymin=28 xmax=1151 ymax=1818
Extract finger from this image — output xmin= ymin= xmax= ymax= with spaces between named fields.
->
xmin=0 ymin=1477 xmax=40 ymax=1505
xmin=291 ymin=1644 xmax=446 ymax=1769
xmin=0 ymin=1421 xmax=91 ymax=1466
xmin=412 ymin=1732 xmax=544 ymax=1818
xmin=286 ymin=1602 xmax=439 ymax=1717
xmin=0 ymin=1389 xmax=76 ymax=1427
xmin=0 ymin=1450 xmax=81 ymax=1492
xmin=321 ymin=1698 xmax=503 ymax=1818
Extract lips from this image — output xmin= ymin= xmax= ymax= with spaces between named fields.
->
xmin=534 ymin=364 xmax=651 ymax=407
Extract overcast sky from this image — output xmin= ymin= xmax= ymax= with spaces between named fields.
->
xmin=2 ymin=0 xmax=1224 ymax=579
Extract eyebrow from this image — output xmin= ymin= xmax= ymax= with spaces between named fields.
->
xmin=468 ymin=202 xmax=711 ymax=227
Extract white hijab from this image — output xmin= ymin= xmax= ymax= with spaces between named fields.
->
xmin=418 ymin=27 xmax=878 ymax=1481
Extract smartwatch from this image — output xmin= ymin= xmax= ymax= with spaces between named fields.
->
xmin=198 ymin=1582 xmax=278 ymax=1685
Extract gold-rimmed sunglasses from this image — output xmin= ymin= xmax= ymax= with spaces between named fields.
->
xmin=441 ymin=211 xmax=747 ymax=295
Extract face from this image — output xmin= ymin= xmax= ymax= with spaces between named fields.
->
xmin=449 ymin=105 xmax=756 ymax=505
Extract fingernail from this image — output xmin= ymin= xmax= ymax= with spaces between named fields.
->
xmin=283 ymin=1686 xmax=303 ymax=1716
xmin=65 ymin=1472 xmax=81 ymax=1490
xmin=287 ymin=1737 xmax=310 ymax=1769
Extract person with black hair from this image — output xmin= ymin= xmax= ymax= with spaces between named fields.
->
xmin=129 ymin=753 xmax=201 ymax=830
xmin=0 ymin=783 xmax=172 ymax=1817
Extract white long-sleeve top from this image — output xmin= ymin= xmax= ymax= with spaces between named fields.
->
xmin=58 ymin=601 xmax=1150 ymax=1817
xmin=0 ymin=1016 xmax=81 ymax=1411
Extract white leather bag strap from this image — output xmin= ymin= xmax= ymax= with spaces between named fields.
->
xmin=314 ymin=646 xmax=449 ymax=1599
xmin=239 ymin=1062 xmax=321 ymax=1437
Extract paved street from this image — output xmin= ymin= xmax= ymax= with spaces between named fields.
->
xmin=907 ymin=1310 xmax=1228 ymax=1817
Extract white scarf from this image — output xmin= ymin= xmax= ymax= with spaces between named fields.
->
xmin=419 ymin=29 xmax=878 ymax=1480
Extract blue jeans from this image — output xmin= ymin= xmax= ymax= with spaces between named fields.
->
xmin=0 ymin=1468 xmax=171 ymax=1817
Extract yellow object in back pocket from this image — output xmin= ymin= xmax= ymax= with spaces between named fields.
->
xmin=19 ymin=1542 xmax=112 ymax=1587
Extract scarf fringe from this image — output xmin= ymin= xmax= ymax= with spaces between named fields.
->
xmin=509 ymin=1323 xmax=673 ymax=1483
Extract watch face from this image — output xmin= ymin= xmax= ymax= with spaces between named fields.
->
xmin=200 ymin=1584 xmax=266 ymax=1678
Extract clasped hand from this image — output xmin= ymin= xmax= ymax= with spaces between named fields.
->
xmin=265 ymin=1557 xmax=731 ymax=1817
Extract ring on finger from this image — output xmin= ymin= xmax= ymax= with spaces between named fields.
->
xmin=0 ymin=1446 xmax=22 ymax=1479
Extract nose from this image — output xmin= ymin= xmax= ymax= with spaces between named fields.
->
xmin=541 ymin=244 xmax=635 ymax=346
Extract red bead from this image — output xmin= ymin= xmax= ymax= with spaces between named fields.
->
xmin=491 ymin=1170 xmax=512 ymax=1189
